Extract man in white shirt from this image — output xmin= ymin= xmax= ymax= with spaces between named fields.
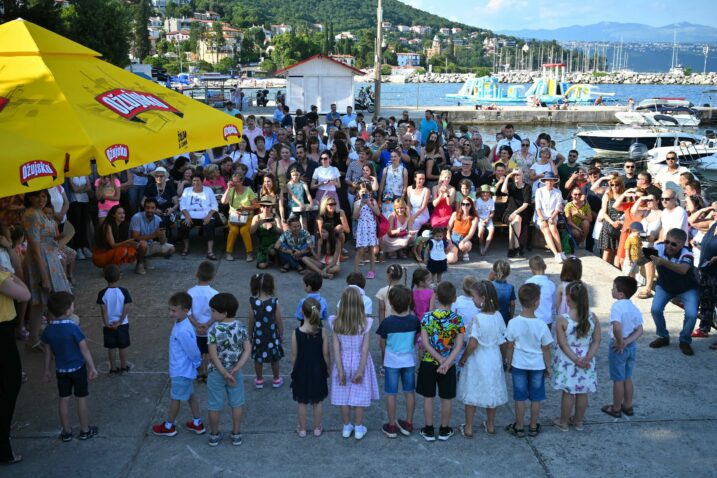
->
xmin=496 ymin=124 xmax=521 ymax=153
xmin=242 ymin=115 xmax=262 ymax=151
xmin=654 ymin=152 xmax=689 ymax=198
xmin=657 ymin=189 xmax=688 ymax=241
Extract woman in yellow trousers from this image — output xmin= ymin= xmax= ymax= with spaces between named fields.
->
xmin=222 ymin=171 xmax=259 ymax=261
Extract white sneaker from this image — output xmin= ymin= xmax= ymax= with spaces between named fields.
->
xmin=354 ymin=425 xmax=367 ymax=440
xmin=341 ymin=423 xmax=354 ymax=438
xmin=555 ymin=253 xmax=564 ymax=264
xmin=560 ymin=252 xmax=568 ymax=261
xmin=76 ymin=249 xmax=86 ymax=260
xmin=82 ymin=248 xmax=93 ymax=258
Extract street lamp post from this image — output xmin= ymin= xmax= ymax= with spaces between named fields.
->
xmin=704 ymin=45 xmax=710 ymax=75
xmin=373 ymin=0 xmax=383 ymax=121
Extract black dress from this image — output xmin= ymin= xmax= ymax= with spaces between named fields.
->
xmin=290 ymin=328 xmax=328 ymax=404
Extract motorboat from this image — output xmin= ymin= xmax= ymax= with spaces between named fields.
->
xmin=645 ymin=133 xmax=717 ymax=174
xmin=525 ymin=63 xmax=615 ymax=106
xmin=615 ymin=107 xmax=701 ymax=127
xmin=446 ymin=76 xmax=526 ymax=104
xmin=575 ymin=124 xmax=704 ymax=154
xmin=698 ymin=154 xmax=717 ymax=172
xmin=637 ymin=97 xmax=692 ymax=109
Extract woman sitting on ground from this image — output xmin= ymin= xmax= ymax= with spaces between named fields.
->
xmin=179 ymin=171 xmax=219 ymax=260
xmin=92 ymin=204 xmax=142 ymax=271
xmin=222 ymin=170 xmax=258 ymax=262
xmin=316 ymin=195 xmax=349 ymax=277
xmin=250 ymin=197 xmax=282 ymax=269
xmin=447 ymin=196 xmax=478 ymax=263
xmin=382 ymin=198 xmax=413 ymax=259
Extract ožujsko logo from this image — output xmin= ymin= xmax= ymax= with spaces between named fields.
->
xmin=19 ymin=160 xmax=57 ymax=187
xmin=105 ymin=144 xmax=130 ymax=166
xmin=95 ymin=89 xmax=183 ymax=122
xmin=223 ymin=124 xmax=240 ymax=141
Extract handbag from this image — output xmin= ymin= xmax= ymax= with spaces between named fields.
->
xmin=376 ymin=214 xmax=390 ymax=238
xmin=229 ymin=211 xmax=249 ymax=225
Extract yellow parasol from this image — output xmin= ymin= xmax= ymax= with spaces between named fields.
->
xmin=0 ymin=130 xmax=69 ymax=197
xmin=0 ymin=19 xmax=242 ymax=196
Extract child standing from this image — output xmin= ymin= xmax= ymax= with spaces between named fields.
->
xmin=525 ymin=256 xmax=556 ymax=328
xmin=416 ymin=282 xmax=465 ymax=442
xmin=187 ymin=261 xmax=219 ymax=382
xmin=555 ymin=256 xmax=582 ymax=316
xmin=96 ymin=264 xmax=131 ymax=375
xmin=457 ymin=281 xmax=508 ymax=437
xmin=330 ymin=287 xmax=379 ymax=440
xmin=206 ymin=293 xmax=251 ymax=446
xmin=153 ymin=292 xmax=205 ymax=437
xmin=452 ymin=276 xmax=480 ymax=332
xmin=491 ymin=260 xmax=516 ymax=325
xmin=475 ymin=185 xmax=496 ymax=256
xmin=291 ymin=298 xmax=330 ymax=437
xmin=287 ymin=168 xmax=313 ymax=229
xmin=376 ymin=264 xmax=406 ymax=323
xmin=295 ymin=271 xmax=328 ymax=322
xmin=338 ymin=272 xmax=373 ymax=318
xmin=376 ymin=285 xmax=421 ymax=438
xmin=602 ymin=276 xmax=643 ymax=419
xmin=504 ymin=283 xmax=553 ymax=438
xmin=41 ymin=292 xmax=99 ymax=442
xmin=425 ymin=228 xmax=449 ymax=283
xmin=411 ymin=268 xmax=434 ymax=320
xmin=551 ymin=281 xmax=602 ymax=432
xmin=623 ymin=222 xmax=644 ymax=278
xmin=353 ymin=181 xmax=381 ymax=279
xmin=249 ymin=273 xmax=284 ymax=389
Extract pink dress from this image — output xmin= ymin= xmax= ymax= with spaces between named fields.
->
xmin=430 ymin=196 xmax=453 ymax=228
xmin=329 ymin=316 xmax=379 ymax=407
xmin=413 ymin=288 xmax=433 ymax=319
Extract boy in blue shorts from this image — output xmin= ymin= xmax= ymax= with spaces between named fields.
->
xmin=504 ymin=283 xmax=553 ymax=438
xmin=416 ymin=281 xmax=465 ymax=442
xmin=376 ymin=285 xmax=420 ymax=438
xmin=152 ymin=292 xmax=205 ymax=437
xmin=41 ymin=292 xmax=99 ymax=442
xmin=602 ymin=276 xmax=643 ymax=418
xmin=96 ymin=264 xmax=132 ymax=375
xmin=207 ymin=293 xmax=251 ymax=447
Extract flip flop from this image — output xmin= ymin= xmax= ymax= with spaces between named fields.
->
xmin=601 ymin=405 xmax=622 ymax=418
xmin=505 ymin=422 xmax=525 ymax=438
xmin=459 ymin=424 xmax=473 ymax=439
xmin=551 ymin=418 xmax=569 ymax=432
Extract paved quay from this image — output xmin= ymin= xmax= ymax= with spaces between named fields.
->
xmin=9 ymin=244 xmax=717 ymax=478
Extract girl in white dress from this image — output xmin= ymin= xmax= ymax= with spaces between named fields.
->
xmin=457 ymin=280 xmax=508 ymax=437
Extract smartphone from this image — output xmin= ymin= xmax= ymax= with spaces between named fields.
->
xmin=642 ymin=247 xmax=658 ymax=260
xmin=362 ymin=193 xmax=369 ymax=201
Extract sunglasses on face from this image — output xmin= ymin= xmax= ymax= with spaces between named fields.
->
xmin=327 ymin=202 xmax=336 ymax=206
xmin=461 ymin=202 xmax=471 ymax=206
xmin=321 ymin=157 xmax=330 ymax=160
xmin=665 ymin=240 xmax=681 ymax=247
xmin=610 ymin=183 xmax=620 ymax=187
xmin=666 ymin=157 xmax=677 ymax=161
xmin=661 ymin=197 xmax=674 ymax=202
xmin=568 ymin=154 xmax=577 ymax=158
xmin=625 ymin=165 xmax=635 ymax=169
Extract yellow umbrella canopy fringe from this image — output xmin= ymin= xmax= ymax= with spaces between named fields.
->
xmin=0 ymin=19 xmax=242 ymax=197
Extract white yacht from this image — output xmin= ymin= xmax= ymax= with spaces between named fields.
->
xmin=615 ymin=107 xmax=701 ymax=127
xmin=576 ymin=124 xmax=704 ymax=154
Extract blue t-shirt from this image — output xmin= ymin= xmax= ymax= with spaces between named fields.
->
xmin=295 ymin=293 xmax=328 ymax=322
xmin=492 ymin=280 xmax=516 ymax=324
xmin=419 ymin=119 xmax=438 ymax=145
xmin=40 ymin=319 xmax=86 ymax=372
xmin=376 ymin=314 xmax=420 ymax=368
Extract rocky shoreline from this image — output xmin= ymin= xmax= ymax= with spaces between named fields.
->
xmin=358 ymin=71 xmax=717 ymax=85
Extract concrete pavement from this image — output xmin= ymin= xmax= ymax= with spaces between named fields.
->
xmin=8 ymin=243 xmax=717 ymax=477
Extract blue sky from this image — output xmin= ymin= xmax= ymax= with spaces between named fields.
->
xmin=401 ymin=0 xmax=717 ymax=30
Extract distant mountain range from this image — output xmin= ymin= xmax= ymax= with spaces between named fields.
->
xmin=498 ymin=22 xmax=717 ymax=44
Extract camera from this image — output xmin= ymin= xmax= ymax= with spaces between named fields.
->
xmin=387 ymin=140 xmax=397 ymax=150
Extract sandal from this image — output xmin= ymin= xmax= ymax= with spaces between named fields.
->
xmin=505 ymin=422 xmax=525 ymax=438
xmin=482 ymin=421 xmax=496 ymax=436
xmin=637 ymin=291 xmax=653 ymax=299
xmin=109 ymin=368 xmax=119 ymax=375
xmin=206 ymin=253 xmax=217 ymax=261
xmin=180 ymin=250 xmax=189 ymax=257
xmin=551 ymin=418 xmax=569 ymax=432
xmin=459 ymin=423 xmax=473 ymax=438
xmin=280 ymin=266 xmax=290 ymax=273
xmin=601 ymin=405 xmax=622 ymax=418
xmin=621 ymin=405 xmax=634 ymax=417
xmin=528 ymin=423 xmax=541 ymax=437
xmin=568 ymin=417 xmax=584 ymax=431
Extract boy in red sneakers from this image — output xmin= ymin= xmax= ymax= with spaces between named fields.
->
xmin=152 ymin=292 xmax=205 ymax=437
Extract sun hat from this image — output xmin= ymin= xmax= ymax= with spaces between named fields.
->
xmin=259 ymin=196 xmax=275 ymax=206
xmin=479 ymin=184 xmax=492 ymax=193
xmin=540 ymin=171 xmax=559 ymax=182
xmin=152 ymin=166 xmax=168 ymax=176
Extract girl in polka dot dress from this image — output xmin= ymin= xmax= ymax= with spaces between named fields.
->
xmin=248 ymin=273 xmax=285 ymax=389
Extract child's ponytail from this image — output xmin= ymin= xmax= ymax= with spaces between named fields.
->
xmin=302 ymin=298 xmax=322 ymax=332
xmin=566 ymin=280 xmax=591 ymax=338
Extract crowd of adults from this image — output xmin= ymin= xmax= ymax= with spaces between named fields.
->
xmin=1 ymin=108 xmax=716 ymax=354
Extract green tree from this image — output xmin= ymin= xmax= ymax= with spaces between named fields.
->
xmin=61 ymin=0 xmax=131 ymax=67
xmin=260 ymin=58 xmax=277 ymax=73
xmin=132 ymin=0 xmax=151 ymax=61
xmin=1 ymin=0 xmax=64 ymax=32
xmin=216 ymin=56 xmax=237 ymax=73
xmin=212 ymin=20 xmax=225 ymax=63
xmin=188 ymin=21 xmax=207 ymax=56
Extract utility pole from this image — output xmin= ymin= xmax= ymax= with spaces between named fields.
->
xmin=704 ymin=45 xmax=710 ymax=75
xmin=373 ymin=0 xmax=383 ymax=121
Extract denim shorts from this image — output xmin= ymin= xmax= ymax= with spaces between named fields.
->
xmin=384 ymin=366 xmax=416 ymax=395
xmin=207 ymin=369 xmax=245 ymax=410
xmin=609 ymin=341 xmax=636 ymax=382
xmin=450 ymin=232 xmax=465 ymax=246
xmin=511 ymin=367 xmax=546 ymax=402
xmin=170 ymin=376 xmax=194 ymax=401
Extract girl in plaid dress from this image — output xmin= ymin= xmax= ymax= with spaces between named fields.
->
xmin=329 ymin=287 xmax=379 ymax=440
